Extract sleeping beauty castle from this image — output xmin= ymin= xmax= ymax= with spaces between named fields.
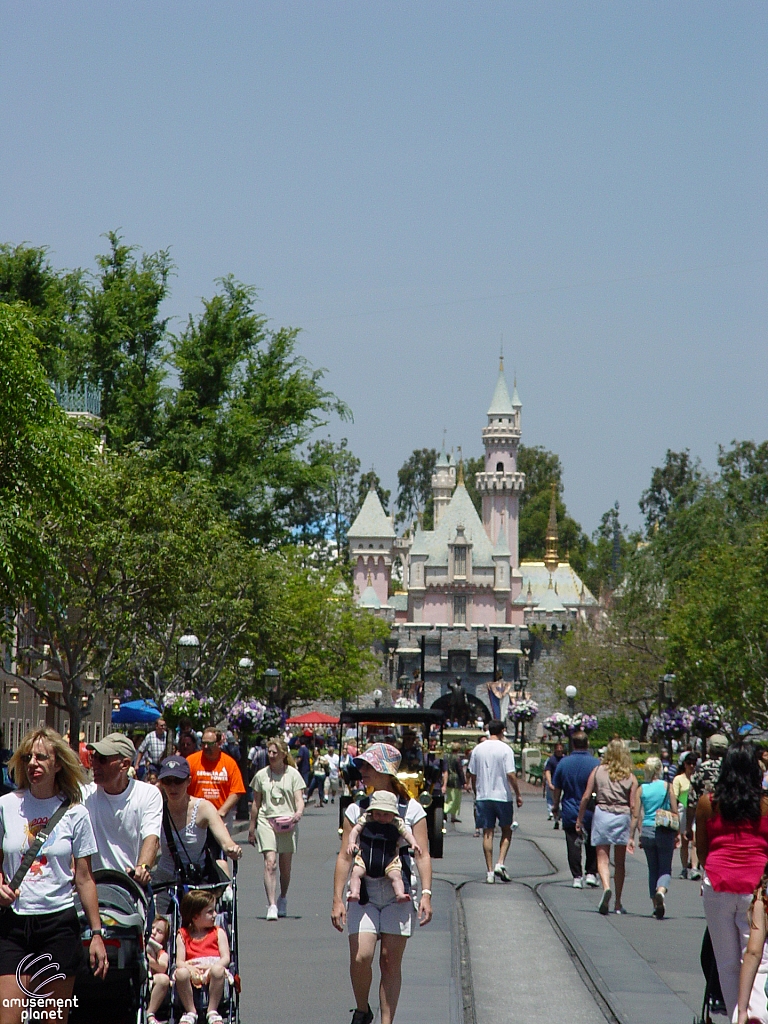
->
xmin=348 ymin=361 xmax=597 ymax=713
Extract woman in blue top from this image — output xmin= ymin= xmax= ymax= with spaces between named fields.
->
xmin=629 ymin=755 xmax=680 ymax=919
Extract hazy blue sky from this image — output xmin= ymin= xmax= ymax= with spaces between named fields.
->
xmin=2 ymin=3 xmax=766 ymax=535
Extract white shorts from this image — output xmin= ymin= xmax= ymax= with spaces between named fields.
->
xmin=346 ymin=876 xmax=414 ymax=938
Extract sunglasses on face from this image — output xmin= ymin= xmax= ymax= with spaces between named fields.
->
xmin=161 ymin=777 xmax=187 ymax=786
xmin=21 ymin=753 xmax=51 ymax=764
xmin=91 ymin=752 xmax=122 ymax=764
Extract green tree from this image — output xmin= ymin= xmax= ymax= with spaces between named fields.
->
xmin=250 ymin=549 xmax=390 ymax=711
xmin=356 ymin=470 xmax=391 ymax=515
xmin=0 ymin=243 xmax=86 ymax=383
xmin=582 ymin=503 xmax=637 ymax=598
xmin=292 ymin=438 xmax=361 ymax=558
xmin=83 ymin=232 xmax=173 ymax=448
xmin=0 ymin=304 xmax=88 ymax=617
xmin=162 ymin=276 xmax=350 ymax=544
xmin=666 ymin=521 xmax=768 ymax=731
xmin=395 ymin=449 xmax=437 ymax=526
xmin=639 ymin=449 xmax=701 ymax=534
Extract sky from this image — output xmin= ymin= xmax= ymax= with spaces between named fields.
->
xmin=2 ymin=3 xmax=766 ymax=535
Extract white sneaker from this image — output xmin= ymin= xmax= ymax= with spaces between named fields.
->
xmin=585 ymin=874 xmax=599 ymax=887
xmin=572 ymin=877 xmax=584 ymax=889
xmin=266 ymin=904 xmax=278 ymax=921
xmin=494 ymin=864 xmax=511 ymax=882
xmin=486 ymin=871 xmax=496 ymax=884
xmin=511 ymin=821 xmax=519 ymax=831
xmin=276 ymin=896 xmax=287 ymax=917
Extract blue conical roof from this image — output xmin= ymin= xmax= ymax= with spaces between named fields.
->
xmin=487 ymin=367 xmax=515 ymax=416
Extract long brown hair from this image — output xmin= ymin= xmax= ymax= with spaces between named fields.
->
xmin=9 ymin=727 xmax=86 ymax=803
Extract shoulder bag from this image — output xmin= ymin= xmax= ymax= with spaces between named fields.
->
xmin=655 ymin=782 xmax=680 ymax=832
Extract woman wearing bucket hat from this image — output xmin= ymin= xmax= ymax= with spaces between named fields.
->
xmin=331 ymin=742 xmax=433 ymax=1024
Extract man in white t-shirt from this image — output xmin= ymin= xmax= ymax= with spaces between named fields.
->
xmin=467 ymin=720 xmax=523 ymax=884
xmin=83 ymin=732 xmax=163 ymax=886
xmin=325 ymin=746 xmax=340 ymax=804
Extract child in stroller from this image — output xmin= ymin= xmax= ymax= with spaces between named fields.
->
xmin=146 ymin=916 xmax=171 ymax=1024
xmin=175 ymin=890 xmax=232 ymax=1024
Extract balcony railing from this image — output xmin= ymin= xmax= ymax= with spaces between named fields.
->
xmin=53 ymin=380 xmax=102 ymax=418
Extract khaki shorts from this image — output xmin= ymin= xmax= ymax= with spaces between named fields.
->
xmin=256 ymin=815 xmax=298 ymax=854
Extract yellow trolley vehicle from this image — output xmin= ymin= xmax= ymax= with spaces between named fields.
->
xmin=338 ymin=708 xmax=447 ymax=858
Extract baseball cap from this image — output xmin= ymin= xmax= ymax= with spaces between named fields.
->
xmin=368 ymin=791 xmax=399 ymax=814
xmin=708 ymin=734 xmax=729 ymax=754
xmin=87 ymin=733 xmax=136 ymax=760
xmin=353 ymin=742 xmax=402 ymax=777
xmin=158 ymin=756 xmax=191 ymax=781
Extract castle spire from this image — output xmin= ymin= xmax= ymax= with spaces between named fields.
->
xmin=544 ymin=483 xmax=559 ymax=572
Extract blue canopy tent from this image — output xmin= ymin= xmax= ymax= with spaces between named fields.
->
xmin=111 ymin=699 xmax=162 ymax=724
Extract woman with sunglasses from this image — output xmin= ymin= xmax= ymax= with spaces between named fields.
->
xmin=151 ymin=756 xmax=242 ymax=910
xmin=331 ymin=742 xmax=433 ymax=1024
xmin=0 ymin=727 xmax=107 ymax=1023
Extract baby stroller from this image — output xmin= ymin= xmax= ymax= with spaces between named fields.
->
xmin=151 ymin=860 xmax=240 ymax=1024
xmin=71 ymin=868 xmax=151 ymax=1024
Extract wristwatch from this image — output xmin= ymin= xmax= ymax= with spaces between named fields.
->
xmin=90 ymin=929 xmax=103 ymax=937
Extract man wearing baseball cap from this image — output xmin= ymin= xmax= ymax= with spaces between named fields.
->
xmin=82 ymin=732 xmax=163 ymax=886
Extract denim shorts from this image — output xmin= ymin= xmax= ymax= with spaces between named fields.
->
xmin=475 ymin=799 xmax=515 ymax=829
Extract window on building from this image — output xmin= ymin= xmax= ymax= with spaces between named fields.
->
xmin=454 ymin=595 xmax=467 ymax=625
xmin=453 ymin=547 xmax=466 ymax=579
xmin=94 ymin=723 xmax=101 ymax=742
xmin=7 ymin=720 xmax=13 ymax=750
xmin=86 ymin=723 xmax=92 ymax=743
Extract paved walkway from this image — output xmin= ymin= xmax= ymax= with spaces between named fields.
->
xmin=229 ymin=780 xmax=717 ymax=1024
xmin=440 ymin=781 xmax=721 ymax=1024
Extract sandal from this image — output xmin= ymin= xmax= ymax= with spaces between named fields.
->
xmin=179 ymin=1014 xmax=197 ymax=1024
xmin=207 ymin=1013 xmax=224 ymax=1024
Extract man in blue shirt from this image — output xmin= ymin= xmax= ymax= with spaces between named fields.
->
xmin=552 ymin=731 xmax=600 ymax=888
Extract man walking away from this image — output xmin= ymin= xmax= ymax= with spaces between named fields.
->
xmin=544 ymin=742 xmax=565 ymax=826
xmin=552 ymin=731 xmax=600 ymax=888
xmin=468 ymin=720 xmax=523 ymax=884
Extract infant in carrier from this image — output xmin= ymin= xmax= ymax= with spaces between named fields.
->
xmin=176 ymin=890 xmax=232 ymax=1024
xmin=346 ymin=790 xmax=422 ymax=903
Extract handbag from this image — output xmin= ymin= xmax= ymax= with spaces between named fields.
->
xmin=655 ymin=782 xmax=680 ymax=832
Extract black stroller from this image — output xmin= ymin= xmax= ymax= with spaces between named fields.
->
xmin=71 ymin=868 xmax=151 ymax=1024
xmin=151 ymin=860 xmax=241 ymax=1024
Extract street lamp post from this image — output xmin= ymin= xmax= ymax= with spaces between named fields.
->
xmin=565 ymin=685 xmax=577 ymax=751
xmin=264 ymin=666 xmax=281 ymax=708
xmin=235 ymin=656 xmax=256 ymax=821
xmin=373 ymin=689 xmax=382 ymax=708
xmin=177 ymin=629 xmax=200 ymax=684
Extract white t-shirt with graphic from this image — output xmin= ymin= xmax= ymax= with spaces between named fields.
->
xmin=82 ymin=779 xmax=163 ymax=873
xmin=468 ymin=740 xmax=516 ymax=802
xmin=0 ymin=790 xmax=97 ymax=915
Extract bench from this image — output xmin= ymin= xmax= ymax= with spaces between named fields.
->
xmin=526 ymin=763 xmax=544 ymax=786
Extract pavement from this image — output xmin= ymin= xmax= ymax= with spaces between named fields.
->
xmin=229 ymin=783 xmax=716 ymax=1024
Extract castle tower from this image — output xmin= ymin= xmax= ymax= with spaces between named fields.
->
xmin=431 ymin=444 xmax=456 ymax=527
xmin=475 ymin=359 xmax=525 ymax=577
xmin=347 ymin=486 xmax=395 ymax=606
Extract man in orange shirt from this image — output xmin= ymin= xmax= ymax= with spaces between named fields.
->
xmin=186 ymin=726 xmax=246 ymax=829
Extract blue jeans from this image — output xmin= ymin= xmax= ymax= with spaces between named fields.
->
xmin=640 ymin=826 xmax=676 ymax=898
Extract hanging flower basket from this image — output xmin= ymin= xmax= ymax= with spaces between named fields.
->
xmin=394 ymin=697 xmax=419 ymax=709
xmin=544 ymin=712 xmax=573 ymax=737
xmin=508 ymin=698 xmax=539 ymax=723
xmin=162 ymin=690 xmax=215 ymax=730
xmin=570 ymin=713 xmax=598 ymax=733
xmin=228 ymin=699 xmax=267 ymax=735
xmin=649 ymin=707 xmax=694 ymax=740
xmin=691 ymin=704 xmax=726 ymax=738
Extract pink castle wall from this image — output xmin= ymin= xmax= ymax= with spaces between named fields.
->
xmin=354 ymin=556 xmax=390 ymax=606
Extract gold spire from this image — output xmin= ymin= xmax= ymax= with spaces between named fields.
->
xmin=457 ymin=459 xmax=464 ymax=486
xmin=544 ymin=482 xmax=559 ymax=572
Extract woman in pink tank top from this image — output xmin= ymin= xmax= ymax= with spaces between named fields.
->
xmin=696 ymin=743 xmax=768 ymax=1022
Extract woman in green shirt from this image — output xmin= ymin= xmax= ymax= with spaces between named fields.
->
xmin=673 ymin=753 xmax=700 ymax=879
xmin=248 ymin=737 xmax=306 ymax=921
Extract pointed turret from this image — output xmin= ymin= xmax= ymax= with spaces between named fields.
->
xmin=487 ymin=358 xmax=516 ymax=416
xmin=431 ymin=440 xmax=455 ymax=527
